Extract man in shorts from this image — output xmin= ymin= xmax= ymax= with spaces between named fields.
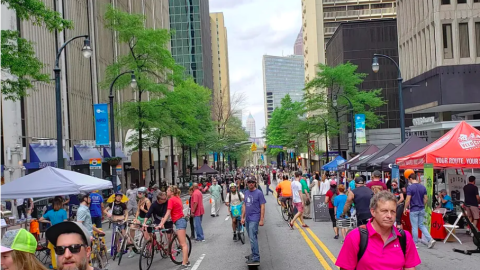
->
xmin=275 ymin=175 xmax=292 ymax=209
xmin=225 ymin=183 xmax=244 ymax=241
xmin=464 ymin=176 xmax=480 ymax=232
xmin=289 ymin=172 xmax=308 ymax=229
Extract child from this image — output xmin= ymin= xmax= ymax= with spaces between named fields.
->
xmin=334 ymin=184 xmax=348 ymax=242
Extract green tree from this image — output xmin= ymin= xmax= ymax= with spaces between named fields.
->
xmin=1 ymin=0 xmax=73 ymax=100
xmin=101 ymin=5 xmax=183 ymax=179
xmin=303 ymin=63 xmax=386 ymax=145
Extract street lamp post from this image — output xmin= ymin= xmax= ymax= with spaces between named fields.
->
xmin=54 ymin=35 xmax=92 ymax=168
xmin=109 ymin=71 xmax=136 ymax=183
xmin=372 ymin=54 xmax=405 ymax=142
xmin=333 ymin=94 xmax=356 ymax=154
xmin=316 ymin=116 xmax=329 ymax=163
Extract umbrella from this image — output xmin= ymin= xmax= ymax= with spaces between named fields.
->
xmin=1 ymin=166 xmax=113 ymax=199
xmin=106 ymin=194 xmax=129 ymax=203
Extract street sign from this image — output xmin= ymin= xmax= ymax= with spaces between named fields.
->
xmin=268 ymin=145 xmax=283 ymax=149
xmin=313 ymin=195 xmax=330 ymax=222
xmin=89 ymin=158 xmax=102 ymax=170
xmin=251 ymin=143 xmax=257 ymax=152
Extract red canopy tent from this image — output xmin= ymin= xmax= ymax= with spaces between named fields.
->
xmin=396 ymin=121 xmax=480 ymax=169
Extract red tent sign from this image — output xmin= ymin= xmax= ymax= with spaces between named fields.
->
xmin=396 ymin=121 xmax=480 ymax=169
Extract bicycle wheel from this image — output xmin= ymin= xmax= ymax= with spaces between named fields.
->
xmin=159 ymin=233 xmax=169 ymax=258
xmin=238 ymin=225 xmax=245 ymax=245
xmin=98 ymin=245 xmax=109 ymax=269
xmin=281 ymin=206 xmax=289 ymax=221
xmin=168 ymin=234 xmax=192 ymax=265
xmin=112 ymin=231 xmax=122 ymax=260
xmin=139 ymin=240 xmax=154 ymax=270
xmin=117 ymin=237 xmax=127 ymax=266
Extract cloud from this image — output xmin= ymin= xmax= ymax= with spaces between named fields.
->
xmin=210 ymin=0 xmax=302 ymax=136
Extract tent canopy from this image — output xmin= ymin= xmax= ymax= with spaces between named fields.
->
xmin=350 ymin=143 xmax=397 ymax=171
xmin=1 ymin=167 xmax=113 ymax=199
xmin=192 ymin=164 xmax=218 ymax=175
xmin=367 ymin=136 xmax=429 ymax=171
xmin=338 ymin=145 xmax=380 ymax=171
xmin=322 ymin=156 xmax=346 ymax=171
xmin=396 ymin=121 xmax=480 ymax=169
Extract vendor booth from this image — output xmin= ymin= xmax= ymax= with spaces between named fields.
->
xmin=350 ymin=143 xmax=396 ymax=171
xmin=337 ymin=145 xmax=379 ymax=171
xmin=321 ymin=156 xmax=346 ymax=171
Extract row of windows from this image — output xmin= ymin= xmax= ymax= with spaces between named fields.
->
xmin=441 ymin=0 xmax=480 ymax=4
xmin=442 ymin=22 xmax=480 ymax=59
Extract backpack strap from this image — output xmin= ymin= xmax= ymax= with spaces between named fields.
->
xmin=397 ymin=228 xmax=407 ymax=257
xmin=358 ymin=225 xmax=368 ymax=263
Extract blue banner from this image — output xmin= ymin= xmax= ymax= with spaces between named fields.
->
xmin=355 ymin=114 xmax=366 ymax=144
xmin=94 ymin=104 xmax=110 ymax=146
xmin=391 ymin=164 xmax=399 ymax=190
xmin=214 ymin=152 xmax=218 ymax=162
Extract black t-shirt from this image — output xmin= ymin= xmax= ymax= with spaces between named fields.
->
xmin=146 ymin=200 xmax=169 ymax=224
xmin=109 ymin=202 xmax=127 ymax=216
xmin=464 ymin=183 xmax=479 ymax=206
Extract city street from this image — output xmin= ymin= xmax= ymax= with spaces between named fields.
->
xmin=101 ymin=185 xmax=479 ymax=270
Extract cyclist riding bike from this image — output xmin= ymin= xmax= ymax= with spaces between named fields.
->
xmin=104 ymin=192 xmax=128 ymax=234
xmin=143 ymin=191 xmax=173 ymax=242
xmin=225 ymin=183 xmax=244 ymax=241
xmin=128 ymin=186 xmax=151 ymax=258
xmin=276 ymin=175 xmax=293 ymax=209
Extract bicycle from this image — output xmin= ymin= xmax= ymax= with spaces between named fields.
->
xmin=235 ymin=216 xmax=245 ymax=245
xmin=109 ymin=219 xmax=126 ymax=261
xmin=280 ymin=198 xmax=294 ymax=222
xmin=117 ymin=220 xmax=145 ymax=265
xmin=90 ymin=232 xmax=108 ymax=269
xmin=139 ymin=225 xmax=192 ymax=267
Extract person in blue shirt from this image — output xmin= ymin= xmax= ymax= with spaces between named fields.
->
xmin=439 ymin=189 xmax=454 ymax=211
xmin=89 ymin=191 xmax=104 ymax=229
xmin=39 ymin=198 xmax=67 ymax=226
xmin=334 ymin=185 xmax=348 ymax=243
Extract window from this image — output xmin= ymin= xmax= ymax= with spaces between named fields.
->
xmin=457 ymin=0 xmax=466 ymax=3
xmin=476 ymin=23 xmax=480 ymax=57
xmin=459 ymin=23 xmax=470 ymax=58
xmin=442 ymin=24 xmax=453 ymax=59
xmin=441 ymin=0 xmax=450 ymax=4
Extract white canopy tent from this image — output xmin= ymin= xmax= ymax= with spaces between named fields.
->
xmin=1 ymin=166 xmax=113 ymax=199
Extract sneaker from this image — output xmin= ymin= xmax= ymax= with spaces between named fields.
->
xmin=233 ymin=233 xmax=238 ymax=241
xmin=181 ymin=262 xmax=191 ymax=268
xmin=211 ymin=214 xmax=215 ymax=217
xmin=427 ymin=239 xmax=436 ymax=249
xmin=127 ymin=250 xmax=136 ymax=258
xmin=246 ymin=259 xmax=260 ymax=266
xmin=245 ymin=254 xmax=252 ymax=260
xmin=334 ymin=235 xmax=339 ymax=240
xmin=288 ymin=222 xmax=293 ymax=229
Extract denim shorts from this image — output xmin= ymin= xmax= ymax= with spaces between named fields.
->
xmin=175 ymin=218 xmax=187 ymax=230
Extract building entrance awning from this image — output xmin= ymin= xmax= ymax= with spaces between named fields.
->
xmin=73 ymin=145 xmax=102 ymax=161
xmin=408 ymin=120 xmax=480 ymax=132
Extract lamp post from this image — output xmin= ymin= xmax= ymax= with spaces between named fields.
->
xmin=316 ymin=116 xmax=329 ymax=163
xmin=109 ymin=70 xmax=136 ymax=182
xmin=333 ymin=94 xmax=356 ymax=155
xmin=54 ymin=35 xmax=92 ymax=168
xmin=372 ymin=54 xmax=405 ymax=142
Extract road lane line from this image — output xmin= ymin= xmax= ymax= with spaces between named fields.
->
xmin=295 ymin=221 xmax=338 ymax=265
xmin=191 ymin=254 xmax=206 ymax=270
xmin=293 ymin=222 xmax=333 ymax=270
xmin=225 ymin=216 xmax=230 ymax=221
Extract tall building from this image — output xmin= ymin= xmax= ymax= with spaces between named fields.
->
xmin=262 ymin=55 xmax=305 ymax=124
xmin=397 ymin=0 xmax=480 ymax=139
xmin=246 ymin=113 xmax=256 ymax=138
xmin=169 ymin=0 xmax=213 ymax=91
xmin=294 ymin=28 xmax=303 ymax=55
xmin=210 ymin=12 xmax=231 ymax=121
xmin=1 ymin=0 xmax=171 ymax=184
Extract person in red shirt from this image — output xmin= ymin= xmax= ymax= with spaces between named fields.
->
xmin=157 ymin=186 xmax=189 ymax=267
xmin=366 ymin=170 xmax=388 ymax=194
xmin=325 ymin=180 xmax=339 ymax=239
xmin=191 ymin=183 xmax=205 ymax=242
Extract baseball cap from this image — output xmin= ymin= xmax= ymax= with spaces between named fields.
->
xmin=1 ymin=229 xmax=37 ymax=254
xmin=404 ymin=169 xmax=415 ymax=179
xmin=247 ymin=177 xmax=256 ymax=183
xmin=354 ymin=176 xmax=365 ymax=184
xmin=46 ymin=222 xmax=92 ymax=247
xmin=330 ymin=180 xmax=337 ymax=186
xmin=372 ymin=170 xmax=382 ymax=178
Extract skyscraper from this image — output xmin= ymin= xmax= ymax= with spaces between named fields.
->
xmin=263 ymin=55 xmax=305 ymax=125
xmin=169 ymin=0 xmax=213 ymax=91
xmin=246 ymin=113 xmax=256 ymax=138
xmin=210 ymin=12 xmax=231 ymax=120
xmin=294 ymin=28 xmax=303 ymax=56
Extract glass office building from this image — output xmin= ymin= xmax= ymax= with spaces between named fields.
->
xmin=169 ymin=0 xmax=213 ymax=91
xmin=263 ymin=55 xmax=305 ymax=124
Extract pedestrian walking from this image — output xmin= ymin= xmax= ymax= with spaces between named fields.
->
xmin=187 ymin=187 xmax=195 ymax=239
xmin=241 ymin=177 xmax=266 ymax=266
xmin=463 ymin=176 xmax=479 ymax=234
xmin=300 ymin=175 xmax=311 ymax=219
xmin=264 ymin=173 xmax=274 ymax=195
xmin=343 ymin=176 xmax=374 ymax=227
xmin=126 ymin=183 xmax=138 ymax=215
xmin=403 ymin=170 xmax=436 ymax=248
xmin=191 ymin=183 xmax=205 ymax=242
xmin=289 ymin=172 xmax=309 ymax=229
xmin=319 ymin=174 xmax=330 ymax=195
xmin=209 ymin=178 xmax=222 ymax=217
xmin=333 ymin=184 xmax=348 ymax=242
xmin=325 ymin=180 xmax=339 ymax=239
xmin=336 ymin=191 xmax=421 ymax=270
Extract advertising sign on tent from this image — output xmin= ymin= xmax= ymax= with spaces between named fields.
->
xmin=355 ymin=114 xmax=366 ymax=144
xmin=424 ymin=163 xmax=434 ymax=233
xmin=447 ymin=174 xmax=467 ymax=201
xmin=93 ymin=104 xmax=109 ymax=146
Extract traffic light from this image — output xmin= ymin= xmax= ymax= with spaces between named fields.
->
xmin=263 ymin=145 xmax=267 ymax=152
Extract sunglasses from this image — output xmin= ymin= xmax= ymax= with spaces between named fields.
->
xmin=54 ymin=244 xmax=87 ymax=255
xmin=247 ymin=181 xmax=256 ymax=184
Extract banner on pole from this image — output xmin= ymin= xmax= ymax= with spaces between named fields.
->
xmin=309 ymin=140 xmax=315 ymax=152
xmin=424 ymin=163 xmax=434 ymax=233
xmin=355 ymin=114 xmax=366 ymax=144
xmin=391 ymin=165 xmax=399 ymax=191
xmin=94 ymin=104 xmax=110 ymax=146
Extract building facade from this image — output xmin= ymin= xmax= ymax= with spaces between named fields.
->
xmin=397 ymin=0 xmax=480 ymax=137
xmin=168 ymin=0 xmax=213 ymax=91
xmin=262 ymin=55 xmax=305 ymax=124
xmin=246 ymin=113 xmax=256 ymax=138
xmin=1 ymin=0 xmax=176 ymax=185
xmin=294 ymin=28 xmax=303 ymax=56
xmin=210 ymin=12 xmax=231 ymax=121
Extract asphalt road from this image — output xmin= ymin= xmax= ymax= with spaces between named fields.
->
xmin=100 ymin=182 xmax=480 ymax=270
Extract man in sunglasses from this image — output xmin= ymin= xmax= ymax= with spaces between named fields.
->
xmin=46 ymin=221 xmax=105 ymax=270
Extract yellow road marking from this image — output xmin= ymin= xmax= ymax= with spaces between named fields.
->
xmin=293 ymin=222 xmax=333 ymax=270
xmin=296 ymin=221 xmax=338 ymax=265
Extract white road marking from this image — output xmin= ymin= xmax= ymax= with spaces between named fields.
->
xmin=225 ymin=216 xmax=230 ymax=221
xmin=107 ymin=248 xmax=111 ymax=252
xmin=191 ymin=254 xmax=206 ymax=270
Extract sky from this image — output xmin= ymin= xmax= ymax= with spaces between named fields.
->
xmin=209 ymin=0 xmax=302 ymax=137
